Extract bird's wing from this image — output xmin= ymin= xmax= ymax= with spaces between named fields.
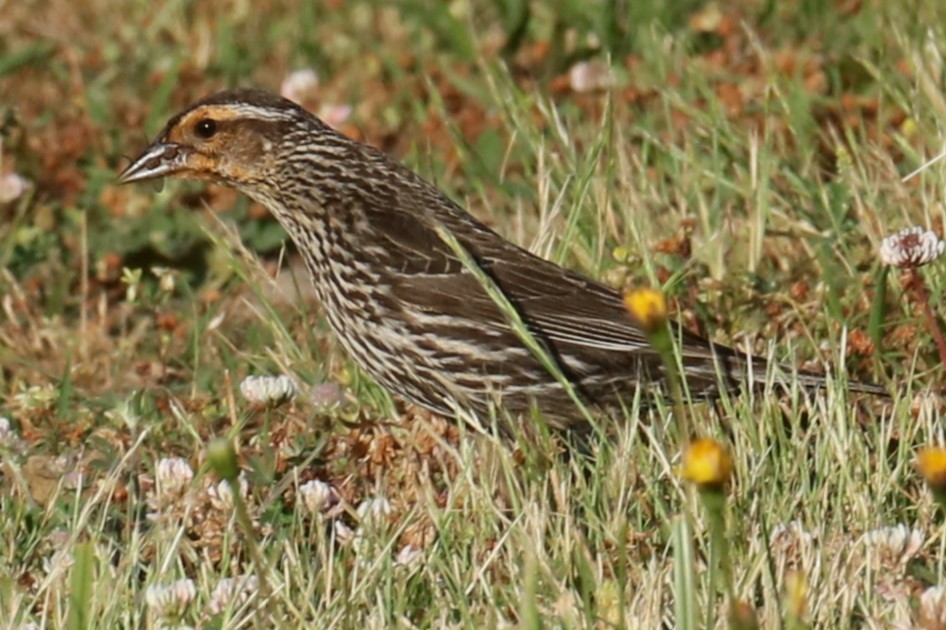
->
xmin=360 ymin=190 xmax=740 ymax=377
xmin=352 ymin=170 xmax=882 ymax=397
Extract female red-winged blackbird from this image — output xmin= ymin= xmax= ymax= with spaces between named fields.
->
xmin=119 ymin=89 xmax=884 ymax=429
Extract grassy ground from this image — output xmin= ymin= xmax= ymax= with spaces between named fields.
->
xmin=2 ymin=0 xmax=946 ymax=627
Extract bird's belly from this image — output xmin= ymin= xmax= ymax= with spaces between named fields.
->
xmin=305 ymin=265 xmax=458 ymax=413
xmin=323 ymin=300 xmax=620 ymax=417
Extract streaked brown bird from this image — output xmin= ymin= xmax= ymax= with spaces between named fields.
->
xmin=119 ymin=89 xmax=884 ymax=429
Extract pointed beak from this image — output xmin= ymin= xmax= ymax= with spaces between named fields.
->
xmin=117 ymin=142 xmax=190 ymax=184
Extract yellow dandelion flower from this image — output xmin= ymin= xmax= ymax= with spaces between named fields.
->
xmin=917 ymin=447 xmax=946 ymax=490
xmin=681 ymin=438 xmax=732 ymax=489
xmin=623 ymin=287 xmax=668 ymax=332
xmin=784 ymin=569 xmax=807 ymax=622
xmin=900 ymin=117 xmax=918 ymax=138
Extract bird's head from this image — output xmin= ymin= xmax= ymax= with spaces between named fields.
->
xmin=118 ymin=89 xmax=311 ymax=190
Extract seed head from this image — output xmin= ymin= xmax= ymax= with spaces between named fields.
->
xmin=207 ymin=438 xmax=240 ymax=482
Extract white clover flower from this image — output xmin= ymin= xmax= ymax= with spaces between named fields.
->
xmin=768 ymin=521 xmax=815 ymax=570
xmin=0 ymin=417 xmax=14 ymax=447
xmin=769 ymin=520 xmax=814 ymax=547
xmin=862 ymin=524 xmax=924 ymax=566
xmin=333 ymin=520 xmax=357 ymax=546
xmin=151 ymin=266 xmax=176 ymax=294
xmin=0 ymin=172 xmax=29 ymax=204
xmin=921 ymin=586 xmax=946 ymax=625
xmin=155 ymin=457 xmax=194 ymax=497
xmin=356 ymin=496 xmax=392 ymax=526
xmin=394 ymin=545 xmax=422 ymax=567
xmin=0 ymin=416 xmax=27 ymax=455
xmin=104 ymin=400 xmax=140 ymax=431
xmin=239 ymin=375 xmax=298 ymax=406
xmin=280 ymin=68 xmax=319 ymax=105
xmin=42 ymin=547 xmax=75 ymax=577
xmin=308 ymin=383 xmax=346 ymax=408
xmin=880 ymin=226 xmax=944 ymax=268
xmin=13 ymin=384 xmax=58 ymax=411
xmin=318 ymin=103 xmax=353 ymax=130
xmin=145 ymin=578 xmax=196 ymax=618
xmin=207 ymin=474 xmax=249 ymax=512
xmin=568 ymin=60 xmax=613 ymax=93
xmin=299 ymin=479 xmax=334 ymax=514
xmin=207 ymin=575 xmax=259 ymax=615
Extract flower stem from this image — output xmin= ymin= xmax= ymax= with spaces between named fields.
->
xmin=907 ymin=268 xmax=946 ymax=368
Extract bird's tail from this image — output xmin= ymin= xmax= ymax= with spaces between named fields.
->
xmin=782 ymin=368 xmax=889 ymax=397
xmin=680 ymin=338 xmax=889 ymax=399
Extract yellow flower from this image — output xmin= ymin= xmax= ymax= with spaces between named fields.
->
xmin=917 ymin=447 xmax=946 ymax=489
xmin=900 ymin=117 xmax=918 ymax=138
xmin=784 ymin=569 xmax=807 ymax=622
xmin=623 ymin=288 xmax=668 ymax=332
xmin=681 ymin=438 xmax=732 ymax=489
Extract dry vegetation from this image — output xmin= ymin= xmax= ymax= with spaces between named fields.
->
xmin=2 ymin=0 xmax=946 ymax=627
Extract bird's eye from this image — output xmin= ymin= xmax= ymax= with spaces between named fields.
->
xmin=195 ymin=119 xmax=217 ymax=139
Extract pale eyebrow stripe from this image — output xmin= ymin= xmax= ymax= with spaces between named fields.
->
xmin=227 ymin=104 xmax=296 ymax=121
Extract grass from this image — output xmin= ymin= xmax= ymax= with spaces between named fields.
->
xmin=2 ymin=0 xmax=946 ymax=626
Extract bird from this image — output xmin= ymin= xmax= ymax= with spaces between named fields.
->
xmin=118 ymin=88 xmax=885 ymax=430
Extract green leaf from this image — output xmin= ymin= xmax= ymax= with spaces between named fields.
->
xmin=672 ymin=516 xmax=697 ymax=630
xmin=68 ymin=542 xmax=95 ymax=630
xmin=869 ymin=265 xmax=889 ymax=350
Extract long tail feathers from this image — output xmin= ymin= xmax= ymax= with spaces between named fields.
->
xmin=682 ymin=341 xmax=890 ymax=399
xmin=788 ymin=369 xmax=889 ymax=397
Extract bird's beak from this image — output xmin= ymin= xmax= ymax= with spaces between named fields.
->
xmin=117 ymin=142 xmax=190 ymax=184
